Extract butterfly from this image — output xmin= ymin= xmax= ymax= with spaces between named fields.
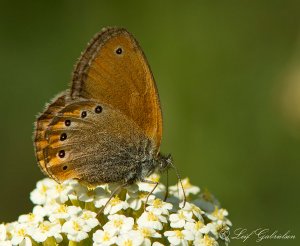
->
xmin=34 ymin=27 xmax=185 ymax=208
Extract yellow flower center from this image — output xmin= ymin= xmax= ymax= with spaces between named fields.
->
xmin=72 ymin=221 xmax=81 ymax=231
xmin=113 ymin=219 xmax=123 ymax=228
xmin=39 ymin=223 xmax=50 ymax=233
xmin=55 ymin=184 xmax=63 ymax=192
xmin=195 ymin=220 xmax=204 ymax=230
xmin=141 ymin=228 xmax=152 ymax=237
xmin=175 ymin=230 xmax=184 ymax=239
xmin=150 ymin=174 xmax=160 ymax=183
xmin=212 ymin=207 xmax=224 ymax=220
xmin=82 ymin=212 xmax=92 ymax=220
xmin=123 ymin=239 xmax=133 ymax=246
xmin=203 ymin=234 xmax=215 ymax=246
xmin=110 ymin=196 xmax=121 ymax=206
xmin=152 ymin=199 xmax=162 ymax=208
xmin=178 ymin=211 xmax=185 ymax=220
xmin=57 ymin=204 xmax=67 ymax=213
xmin=102 ymin=232 xmax=111 ymax=241
xmin=41 ymin=184 xmax=48 ymax=193
xmin=147 ymin=212 xmax=158 ymax=221
xmin=17 ymin=228 xmax=26 ymax=236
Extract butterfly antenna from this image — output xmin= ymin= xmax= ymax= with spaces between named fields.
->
xmin=169 ymin=162 xmax=186 ymax=208
xmin=164 ymin=169 xmax=169 ymax=201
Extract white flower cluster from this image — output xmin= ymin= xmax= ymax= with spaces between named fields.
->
xmin=0 ymin=174 xmax=231 ymax=246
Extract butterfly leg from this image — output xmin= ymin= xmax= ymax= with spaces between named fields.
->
xmin=97 ymin=183 xmax=128 ymax=216
xmin=140 ymin=179 xmax=159 ymax=210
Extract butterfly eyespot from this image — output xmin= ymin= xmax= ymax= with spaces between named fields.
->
xmin=81 ymin=111 xmax=87 ymax=118
xmin=60 ymin=133 xmax=67 ymax=141
xmin=58 ymin=150 xmax=65 ymax=158
xmin=95 ymin=106 xmax=103 ymax=113
xmin=62 ymin=165 xmax=68 ymax=171
xmin=65 ymin=119 xmax=71 ymax=126
xmin=115 ymin=47 xmax=123 ymax=55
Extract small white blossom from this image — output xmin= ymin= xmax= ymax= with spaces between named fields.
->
xmin=137 ymin=226 xmax=161 ymax=240
xmin=206 ymin=207 xmax=232 ymax=225
xmin=184 ymin=221 xmax=210 ymax=235
xmin=47 ymin=182 xmax=73 ymax=204
xmin=93 ymin=229 xmax=117 ymax=246
xmin=29 ymin=220 xmax=62 ymax=243
xmin=137 ymin=173 xmax=165 ymax=194
xmin=18 ymin=206 xmax=45 ymax=226
xmin=49 ymin=205 xmax=82 ymax=222
xmin=80 ymin=210 xmax=99 ymax=229
xmin=103 ymin=214 xmax=134 ymax=235
xmin=93 ymin=187 xmax=111 ymax=208
xmin=72 ymin=182 xmax=108 ymax=204
xmin=103 ymin=196 xmax=128 ymax=215
xmin=146 ymin=198 xmax=173 ymax=215
xmin=116 ymin=230 xmax=144 ymax=246
xmin=194 ymin=233 xmax=219 ymax=246
xmin=30 ymin=178 xmax=57 ymax=205
xmin=169 ymin=209 xmax=194 ymax=228
xmin=62 ymin=217 xmax=91 ymax=242
xmin=164 ymin=229 xmax=194 ymax=246
xmin=137 ymin=211 xmax=167 ymax=231
xmin=10 ymin=223 xmax=32 ymax=246
xmin=180 ymin=202 xmax=204 ymax=220
xmin=126 ymin=184 xmax=150 ymax=210
xmin=169 ymin=178 xmax=200 ymax=199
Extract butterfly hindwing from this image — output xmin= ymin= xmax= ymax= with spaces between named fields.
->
xmin=34 ymin=91 xmax=68 ymax=177
xmin=43 ymin=99 xmax=153 ymax=185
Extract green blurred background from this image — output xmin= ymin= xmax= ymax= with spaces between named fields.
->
xmin=0 ymin=1 xmax=299 ymax=245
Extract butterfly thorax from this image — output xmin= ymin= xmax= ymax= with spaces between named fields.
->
xmin=137 ymin=152 xmax=172 ymax=182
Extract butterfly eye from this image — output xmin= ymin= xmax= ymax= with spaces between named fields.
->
xmin=81 ymin=111 xmax=87 ymax=118
xmin=115 ymin=47 xmax=123 ymax=55
xmin=95 ymin=106 xmax=103 ymax=113
xmin=58 ymin=150 xmax=65 ymax=158
xmin=65 ymin=120 xmax=71 ymax=126
xmin=62 ymin=165 xmax=68 ymax=170
xmin=60 ymin=133 xmax=67 ymax=141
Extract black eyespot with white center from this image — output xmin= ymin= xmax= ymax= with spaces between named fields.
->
xmin=62 ymin=165 xmax=68 ymax=171
xmin=115 ymin=47 xmax=123 ymax=55
xmin=60 ymin=133 xmax=67 ymax=141
xmin=58 ymin=150 xmax=65 ymax=158
xmin=65 ymin=120 xmax=71 ymax=126
xmin=81 ymin=111 xmax=87 ymax=118
xmin=95 ymin=106 xmax=102 ymax=113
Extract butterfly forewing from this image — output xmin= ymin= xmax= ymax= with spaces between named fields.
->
xmin=71 ymin=27 xmax=163 ymax=153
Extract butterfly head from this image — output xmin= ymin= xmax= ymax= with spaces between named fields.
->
xmin=156 ymin=153 xmax=173 ymax=172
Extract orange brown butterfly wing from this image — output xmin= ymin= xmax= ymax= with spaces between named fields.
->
xmin=71 ymin=27 xmax=162 ymax=153
xmin=34 ymin=91 xmax=68 ymax=177
xmin=42 ymin=99 xmax=152 ymax=185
